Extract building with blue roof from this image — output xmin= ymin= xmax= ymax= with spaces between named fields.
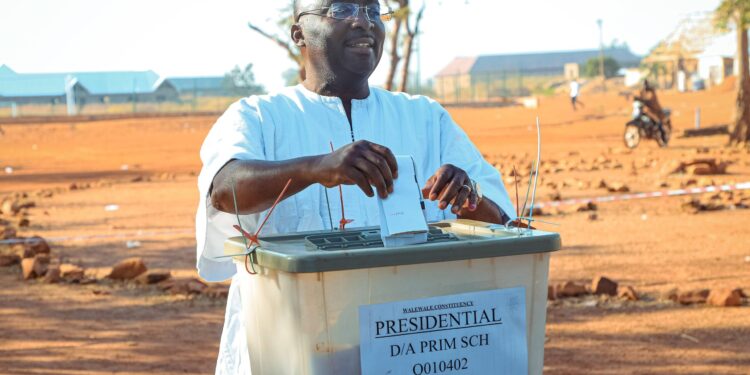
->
xmin=0 ymin=65 xmax=229 ymax=108
xmin=434 ymin=47 xmax=642 ymax=101
xmin=167 ymin=77 xmax=228 ymax=97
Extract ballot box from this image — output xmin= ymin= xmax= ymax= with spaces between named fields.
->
xmin=225 ymin=219 xmax=561 ymax=375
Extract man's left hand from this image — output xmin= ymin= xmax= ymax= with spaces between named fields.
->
xmin=421 ymin=164 xmax=478 ymax=214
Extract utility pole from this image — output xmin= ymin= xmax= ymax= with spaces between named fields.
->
xmin=597 ymin=19 xmax=606 ymax=93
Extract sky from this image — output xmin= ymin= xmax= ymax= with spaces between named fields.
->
xmin=1 ymin=0 xmax=722 ymax=91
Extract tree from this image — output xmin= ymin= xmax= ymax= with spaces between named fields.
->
xmin=383 ymin=0 xmax=426 ymax=93
xmin=397 ymin=2 xmax=426 ymax=93
xmin=583 ymin=56 xmax=620 ymax=79
xmin=383 ymin=4 xmax=405 ymax=91
xmin=223 ymin=64 xmax=265 ymax=97
xmin=716 ymin=0 xmax=750 ymax=146
xmin=247 ymin=3 xmax=305 ymax=82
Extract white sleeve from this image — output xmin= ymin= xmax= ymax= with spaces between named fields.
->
xmin=195 ymin=99 xmax=268 ymax=282
xmin=436 ymin=103 xmax=517 ymax=223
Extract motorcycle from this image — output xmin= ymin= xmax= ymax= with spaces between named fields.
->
xmin=624 ymin=100 xmax=672 ymax=148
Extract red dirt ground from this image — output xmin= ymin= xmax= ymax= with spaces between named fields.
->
xmin=1 ymin=87 xmax=748 ymax=374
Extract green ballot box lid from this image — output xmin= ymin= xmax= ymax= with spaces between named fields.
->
xmin=223 ymin=219 xmax=561 ymax=273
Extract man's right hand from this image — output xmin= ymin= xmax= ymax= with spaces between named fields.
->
xmin=314 ymin=140 xmax=398 ymax=199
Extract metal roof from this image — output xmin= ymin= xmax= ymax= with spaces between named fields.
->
xmin=435 ymin=57 xmax=477 ymax=77
xmin=435 ymin=47 xmax=641 ymax=77
xmin=471 ymin=47 xmax=641 ymax=75
xmin=0 ymin=65 xmax=15 ymax=77
xmin=0 ymin=67 xmax=162 ymax=98
xmin=166 ymin=76 xmax=225 ymax=91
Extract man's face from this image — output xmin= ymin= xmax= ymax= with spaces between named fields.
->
xmin=298 ymin=0 xmax=386 ymax=79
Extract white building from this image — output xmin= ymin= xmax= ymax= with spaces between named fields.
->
xmin=697 ymin=32 xmax=741 ymax=87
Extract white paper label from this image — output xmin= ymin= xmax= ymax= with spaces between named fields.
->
xmin=359 ymin=287 xmax=528 ymax=375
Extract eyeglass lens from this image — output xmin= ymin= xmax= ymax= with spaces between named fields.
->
xmin=328 ymin=3 xmax=381 ymax=21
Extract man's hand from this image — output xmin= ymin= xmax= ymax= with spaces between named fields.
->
xmin=314 ymin=140 xmax=398 ymax=199
xmin=422 ymin=164 xmax=478 ymax=214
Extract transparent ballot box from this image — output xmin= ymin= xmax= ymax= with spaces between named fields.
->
xmin=224 ymin=220 xmax=561 ymax=375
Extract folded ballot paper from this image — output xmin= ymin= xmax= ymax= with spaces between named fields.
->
xmin=378 ymin=155 xmax=429 ymax=247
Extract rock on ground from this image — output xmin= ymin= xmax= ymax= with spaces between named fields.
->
xmin=21 ymin=254 xmax=50 ymax=280
xmin=548 ymin=285 xmax=556 ymax=301
xmin=11 ymin=237 xmax=52 ymax=258
xmin=556 ymin=281 xmax=589 ymax=298
xmin=59 ymin=264 xmax=85 ymax=282
xmin=607 ymin=182 xmax=630 ymax=193
xmin=707 ymin=289 xmax=744 ymax=307
xmin=25 ymin=237 xmax=51 ymax=256
xmin=106 ymin=257 xmax=147 ymax=280
xmin=618 ymin=286 xmax=639 ymax=301
xmin=0 ymin=225 xmax=17 ymax=240
xmin=135 ymin=270 xmax=172 ymax=285
xmin=17 ymin=217 xmax=30 ymax=227
xmin=85 ymin=267 xmax=113 ymax=280
xmin=670 ymin=158 xmax=731 ymax=175
xmin=591 ymin=276 xmax=618 ymax=296
xmin=43 ymin=266 xmax=62 ymax=284
xmin=0 ymin=253 xmax=21 ymax=267
xmin=203 ymin=285 xmax=230 ymax=299
xmin=158 ymin=278 xmax=207 ymax=295
xmin=576 ymin=202 xmax=598 ymax=212
xmin=0 ymin=199 xmax=35 ymax=216
xmin=677 ymin=289 xmax=711 ymax=305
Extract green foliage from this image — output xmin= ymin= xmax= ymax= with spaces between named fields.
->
xmin=608 ymin=39 xmax=629 ymax=50
xmin=715 ymin=0 xmax=750 ymax=30
xmin=223 ymin=64 xmax=265 ymax=96
xmin=582 ymin=57 xmax=620 ymax=78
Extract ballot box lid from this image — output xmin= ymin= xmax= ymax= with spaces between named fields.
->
xmin=223 ymin=220 xmax=561 ymax=273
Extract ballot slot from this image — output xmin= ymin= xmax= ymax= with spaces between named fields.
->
xmin=304 ymin=226 xmax=457 ymax=251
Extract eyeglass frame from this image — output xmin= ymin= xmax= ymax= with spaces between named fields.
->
xmin=295 ymin=3 xmax=394 ymax=23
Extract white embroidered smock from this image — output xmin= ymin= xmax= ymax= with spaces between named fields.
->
xmin=195 ymin=84 xmax=516 ymax=374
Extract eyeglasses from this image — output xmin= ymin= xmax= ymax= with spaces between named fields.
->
xmin=296 ymin=3 xmax=394 ymax=23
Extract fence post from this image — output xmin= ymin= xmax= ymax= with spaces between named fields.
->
xmin=502 ymin=72 xmax=507 ymax=97
xmin=471 ymin=75 xmax=476 ymax=102
xmin=695 ymin=107 xmax=701 ymax=129
xmin=192 ymin=79 xmax=198 ymax=113
xmin=487 ymin=73 xmax=492 ymax=102
xmin=132 ymin=78 xmax=137 ymax=114
xmin=455 ymin=74 xmax=460 ymax=103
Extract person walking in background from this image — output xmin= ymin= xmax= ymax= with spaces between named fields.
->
xmin=570 ymin=79 xmax=584 ymax=111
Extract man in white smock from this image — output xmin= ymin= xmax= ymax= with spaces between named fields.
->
xmin=195 ymin=1 xmax=517 ymax=373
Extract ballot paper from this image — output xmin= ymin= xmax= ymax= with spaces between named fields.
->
xmin=378 ymin=156 xmax=428 ymax=247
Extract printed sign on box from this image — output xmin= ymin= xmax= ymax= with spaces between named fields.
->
xmin=359 ymin=287 xmax=528 ymax=375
